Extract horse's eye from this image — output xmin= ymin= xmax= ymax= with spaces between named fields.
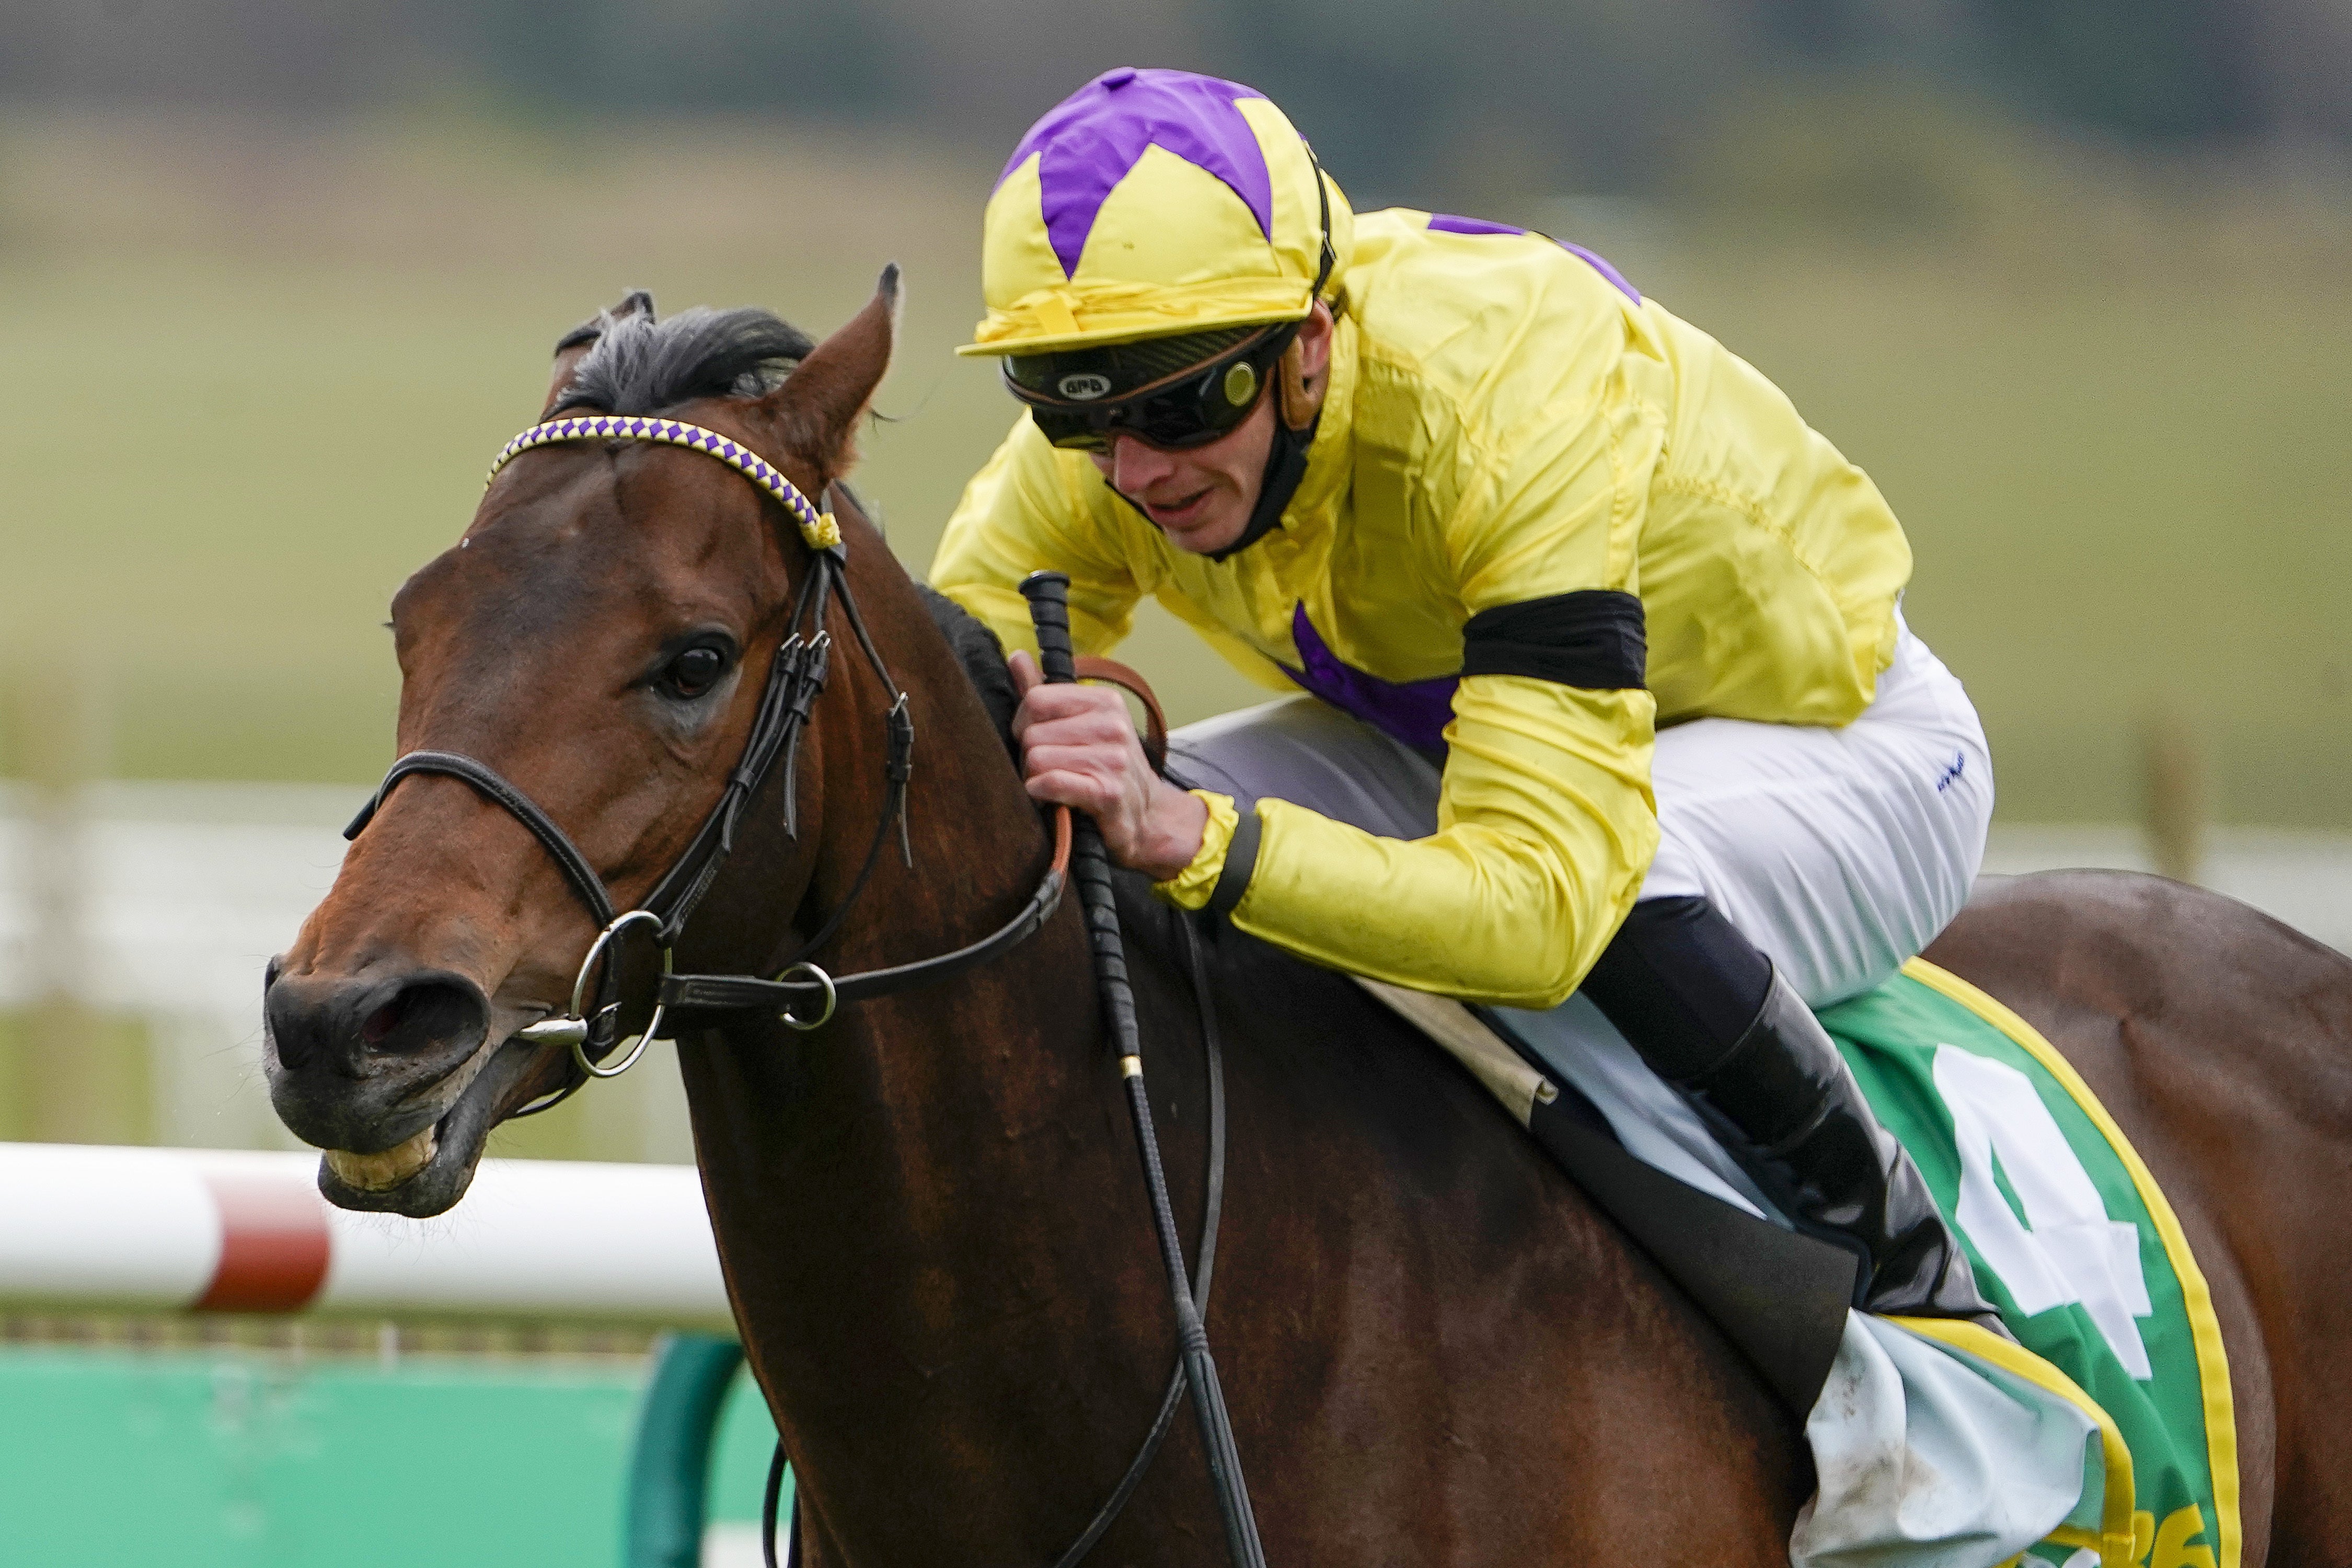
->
xmin=663 ymin=644 xmax=728 ymax=699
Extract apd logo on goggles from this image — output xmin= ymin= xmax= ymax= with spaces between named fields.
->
xmin=1057 ymin=372 xmax=1114 ymax=401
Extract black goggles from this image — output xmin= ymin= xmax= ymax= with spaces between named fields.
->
xmin=1004 ymin=324 xmax=1296 ymax=453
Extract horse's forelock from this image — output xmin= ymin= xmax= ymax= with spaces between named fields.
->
xmin=552 ymin=306 xmax=817 ymax=418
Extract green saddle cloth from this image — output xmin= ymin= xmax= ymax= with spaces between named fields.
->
xmin=1820 ymin=960 xmax=2239 ymax=1568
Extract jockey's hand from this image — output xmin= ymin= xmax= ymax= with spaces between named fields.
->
xmin=1008 ymin=650 xmax=1208 ymax=882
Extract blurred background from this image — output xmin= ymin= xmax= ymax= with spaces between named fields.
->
xmin=1 ymin=0 xmax=2347 ymax=1159
xmin=0 ymin=6 xmax=2345 ymax=1561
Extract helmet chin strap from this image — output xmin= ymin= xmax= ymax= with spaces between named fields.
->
xmin=1204 ymin=405 xmax=1317 ymax=562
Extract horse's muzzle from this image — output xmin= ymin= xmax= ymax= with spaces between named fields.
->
xmin=262 ymin=960 xmax=492 ymax=1159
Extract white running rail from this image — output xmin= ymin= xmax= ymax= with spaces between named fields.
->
xmin=0 ymin=1142 xmax=731 ymax=1324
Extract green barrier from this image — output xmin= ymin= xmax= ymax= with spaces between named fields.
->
xmin=626 ymin=1333 xmax=794 ymax=1568
xmin=0 ymin=1339 xmax=780 ymax=1567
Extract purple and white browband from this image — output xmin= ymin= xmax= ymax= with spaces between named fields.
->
xmin=487 ymin=415 xmax=841 ymax=551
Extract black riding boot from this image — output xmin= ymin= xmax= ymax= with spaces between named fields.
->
xmin=1678 ymin=969 xmax=2007 ymax=1331
xmin=1583 ymin=896 xmax=2007 ymax=1333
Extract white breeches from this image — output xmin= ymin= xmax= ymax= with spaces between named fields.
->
xmin=1166 ymin=613 xmax=1995 ymax=1010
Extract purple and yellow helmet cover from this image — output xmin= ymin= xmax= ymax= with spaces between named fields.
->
xmin=963 ymin=67 xmax=1353 ymax=357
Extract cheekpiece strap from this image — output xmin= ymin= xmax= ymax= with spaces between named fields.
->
xmin=488 ymin=415 xmax=840 ymax=553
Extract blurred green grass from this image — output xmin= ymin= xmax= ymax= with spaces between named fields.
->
xmin=1 ymin=113 xmax=2345 ymax=824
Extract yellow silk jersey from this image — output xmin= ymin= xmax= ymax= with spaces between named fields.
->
xmin=933 ymin=209 xmax=1912 ymax=1009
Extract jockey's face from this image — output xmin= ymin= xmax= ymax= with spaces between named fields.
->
xmin=1092 ymin=399 xmax=1275 ymax=554
xmin=1089 ymin=304 xmax=1332 ymax=556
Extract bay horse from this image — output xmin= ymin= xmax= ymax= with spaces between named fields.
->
xmin=263 ymin=272 xmax=2351 ymax=1566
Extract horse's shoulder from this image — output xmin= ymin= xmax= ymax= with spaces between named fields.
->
xmin=1109 ymin=871 xmax=1367 ymax=1017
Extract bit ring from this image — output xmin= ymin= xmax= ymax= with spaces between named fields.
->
xmin=563 ymin=910 xmax=673 ymax=1080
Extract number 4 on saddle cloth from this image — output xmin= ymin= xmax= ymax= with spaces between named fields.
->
xmin=1374 ymin=958 xmax=2238 ymax=1568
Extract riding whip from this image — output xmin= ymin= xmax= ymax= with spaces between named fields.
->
xmin=1020 ymin=570 xmax=1270 ymax=1568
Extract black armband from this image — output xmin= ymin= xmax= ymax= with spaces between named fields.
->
xmin=1460 ymin=590 xmax=1646 ymax=690
xmin=1205 ymin=806 xmax=1264 ymax=921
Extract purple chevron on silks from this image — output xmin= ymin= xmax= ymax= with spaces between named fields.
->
xmin=1427 ymin=213 xmax=1641 ymax=304
xmin=1281 ymin=603 xmax=1460 ymax=754
xmin=999 ymin=67 xmax=1276 ymax=281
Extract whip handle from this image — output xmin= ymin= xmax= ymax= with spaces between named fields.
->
xmin=1020 ymin=571 xmax=1079 ymax=686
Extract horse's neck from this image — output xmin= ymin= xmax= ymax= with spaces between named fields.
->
xmin=676 ymin=564 xmax=1173 ymax=1521
xmin=792 ymin=601 xmax=1104 ymax=1174
xmin=689 ymin=555 xmax=1096 ymax=1163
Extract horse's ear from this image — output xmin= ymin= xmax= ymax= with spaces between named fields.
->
xmin=764 ymin=264 xmax=900 ymax=479
xmin=539 ymin=290 xmax=655 ymax=417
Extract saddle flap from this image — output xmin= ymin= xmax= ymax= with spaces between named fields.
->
xmin=1353 ymin=978 xmax=1855 ymax=1416
xmin=1517 ymin=1088 xmax=1858 ymax=1416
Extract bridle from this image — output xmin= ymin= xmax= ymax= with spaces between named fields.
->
xmin=347 ymin=408 xmax=1255 ymax=1566
xmin=343 ymin=412 xmax=1073 ymax=1112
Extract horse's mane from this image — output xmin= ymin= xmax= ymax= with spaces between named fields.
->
xmin=915 ymin=585 xmax=1021 ymax=764
xmin=910 ymin=585 xmax=1224 ymax=977
xmin=552 ymin=304 xmax=816 ymax=417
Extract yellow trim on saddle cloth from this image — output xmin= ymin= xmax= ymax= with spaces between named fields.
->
xmin=1901 ymin=957 xmax=2242 ymax=1568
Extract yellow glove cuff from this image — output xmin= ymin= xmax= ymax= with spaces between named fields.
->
xmin=1151 ymin=790 xmax=1240 ymax=910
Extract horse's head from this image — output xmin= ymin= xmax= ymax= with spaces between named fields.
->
xmin=265 ymin=272 xmax=902 ymax=1216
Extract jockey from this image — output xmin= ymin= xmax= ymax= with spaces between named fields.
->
xmin=931 ymin=67 xmax=2002 ymax=1331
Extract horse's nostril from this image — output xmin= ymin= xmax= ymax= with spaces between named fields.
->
xmin=265 ymin=956 xmax=312 ymax=1069
xmin=361 ymin=996 xmax=404 ymax=1046
xmin=266 ymin=970 xmax=490 ymax=1082
xmin=363 ymin=978 xmax=488 ymax=1058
